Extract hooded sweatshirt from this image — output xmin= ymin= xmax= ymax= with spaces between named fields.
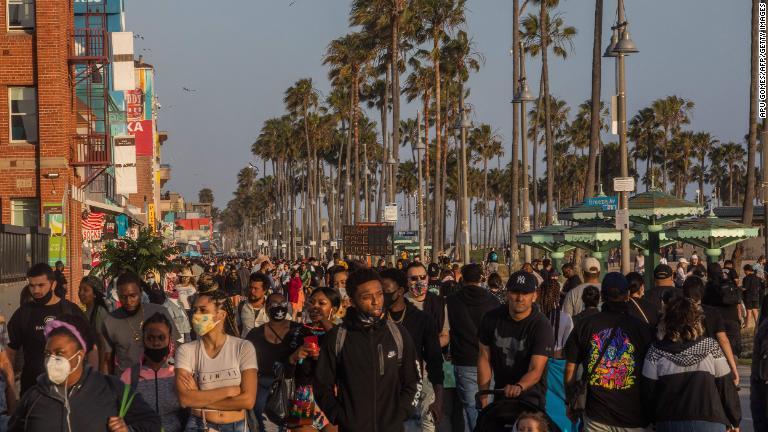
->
xmin=9 ymin=366 xmax=160 ymax=432
xmin=642 ymin=337 xmax=741 ymax=427
xmin=446 ymin=284 xmax=501 ymax=367
xmin=314 ymin=307 xmax=419 ymax=432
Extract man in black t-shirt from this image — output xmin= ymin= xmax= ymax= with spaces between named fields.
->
xmin=7 ymin=263 xmax=86 ymax=395
xmin=561 ymin=263 xmax=581 ymax=294
xmin=478 ymin=271 xmax=553 ymax=411
xmin=564 ymin=272 xmax=653 ymax=431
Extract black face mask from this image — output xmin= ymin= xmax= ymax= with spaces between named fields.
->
xmin=144 ymin=346 xmax=170 ymax=363
xmin=32 ymin=289 xmax=53 ymax=305
xmin=383 ymin=292 xmax=398 ymax=310
xmin=268 ymin=305 xmax=289 ymax=321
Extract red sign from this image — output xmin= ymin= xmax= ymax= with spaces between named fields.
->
xmin=129 ymin=119 xmax=153 ymax=156
xmin=125 ymin=90 xmax=144 ymax=122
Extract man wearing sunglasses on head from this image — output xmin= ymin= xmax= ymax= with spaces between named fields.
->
xmin=405 ymin=262 xmax=450 ymax=348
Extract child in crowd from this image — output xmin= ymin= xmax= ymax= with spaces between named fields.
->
xmin=515 ymin=411 xmax=549 ymax=432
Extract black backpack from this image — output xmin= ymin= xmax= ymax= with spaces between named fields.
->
xmin=717 ymin=281 xmax=741 ymax=306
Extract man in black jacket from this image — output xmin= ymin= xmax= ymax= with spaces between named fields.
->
xmin=445 ymin=263 xmax=500 ymax=431
xmin=381 ymin=268 xmax=444 ymax=432
xmin=314 ymin=267 xmax=419 ymax=432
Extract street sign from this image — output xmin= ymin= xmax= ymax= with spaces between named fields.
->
xmin=342 ymin=224 xmax=394 ymax=256
xmin=615 ymin=209 xmax=630 ymax=230
xmin=309 ymin=240 xmax=317 ymax=246
xmin=613 ymin=177 xmax=636 ymax=192
xmin=610 ymin=95 xmax=618 ymax=135
xmin=398 ymin=231 xmax=418 ymax=237
xmin=384 ymin=204 xmax=398 ymax=223
xmin=585 ymin=195 xmax=619 ymax=211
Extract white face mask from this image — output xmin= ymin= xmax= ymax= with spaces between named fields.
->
xmin=46 ymin=351 xmax=82 ymax=385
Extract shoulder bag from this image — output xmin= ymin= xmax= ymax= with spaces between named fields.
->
xmin=567 ymin=327 xmax=615 ymax=415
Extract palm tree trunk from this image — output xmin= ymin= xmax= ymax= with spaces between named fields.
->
xmin=432 ymin=78 xmax=443 ymax=260
xmin=743 ymin=0 xmax=760 ymax=223
xmin=729 ymin=163 xmax=734 ymax=206
xmin=584 ymin=0 xmax=603 ymax=200
xmin=541 ymin=0 xmax=554 ymax=226
xmin=432 ymin=26 xmax=444 ymax=261
xmin=699 ymin=154 xmax=706 ymax=205
xmin=483 ymin=158 xmax=489 ymax=249
xmin=531 ymin=77 xmax=544 ymax=229
xmin=423 ymin=93 xmax=432 ymax=246
xmin=510 ymin=0 xmax=521 ymax=265
xmin=353 ymin=72 xmax=361 ymax=224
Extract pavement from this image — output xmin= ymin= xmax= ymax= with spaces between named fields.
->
xmin=740 ymin=365 xmax=754 ymax=432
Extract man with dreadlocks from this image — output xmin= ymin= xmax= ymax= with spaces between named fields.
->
xmin=537 ymin=270 xmax=573 ymax=359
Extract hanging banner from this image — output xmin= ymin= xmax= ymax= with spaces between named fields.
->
xmin=147 ymin=203 xmax=157 ymax=233
xmin=129 ymin=119 xmax=153 ymax=156
xmin=82 ymin=211 xmax=106 ymax=241
xmin=44 ymin=204 xmax=66 ymax=266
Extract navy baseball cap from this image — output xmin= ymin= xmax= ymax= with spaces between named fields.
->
xmin=506 ymin=271 xmax=537 ymax=293
xmin=601 ymin=272 xmax=629 ymax=300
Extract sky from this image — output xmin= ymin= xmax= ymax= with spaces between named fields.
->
xmin=126 ymin=0 xmax=751 ymax=211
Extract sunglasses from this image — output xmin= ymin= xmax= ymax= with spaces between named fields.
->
xmin=408 ymin=275 xmax=428 ymax=281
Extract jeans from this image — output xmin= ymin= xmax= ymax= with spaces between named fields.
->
xmin=184 ymin=416 xmax=247 ymax=432
xmin=255 ymin=376 xmax=283 ymax=432
xmin=453 ymin=365 xmax=479 ymax=432
xmin=405 ymin=376 xmax=436 ymax=432
xmin=655 ymin=421 xmax=725 ymax=432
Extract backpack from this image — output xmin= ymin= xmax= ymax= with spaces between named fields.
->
xmin=717 ymin=281 xmax=741 ymax=306
xmin=489 ymin=251 xmax=498 ymax=262
xmin=334 ymin=320 xmax=403 ymax=366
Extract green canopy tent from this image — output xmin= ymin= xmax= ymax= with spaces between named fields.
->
xmin=557 ymin=220 xmax=630 ymax=271
xmin=516 ymin=219 xmax=575 ymax=270
xmin=608 ymin=189 xmax=702 ymax=287
xmin=666 ymin=211 xmax=759 ymax=264
xmin=557 ymin=203 xmax=606 ymax=223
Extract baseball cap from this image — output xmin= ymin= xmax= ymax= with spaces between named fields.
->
xmin=582 ymin=257 xmax=601 ymax=274
xmin=601 ymin=272 xmax=629 ymax=300
xmin=506 ymin=271 xmax=537 ymax=293
xmin=653 ymin=264 xmax=673 ymax=280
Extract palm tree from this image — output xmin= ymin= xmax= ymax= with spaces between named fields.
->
xmin=521 ymin=5 xmax=576 ymax=224
xmin=718 ymin=142 xmax=747 ymax=205
xmin=584 ymin=0 xmax=603 ymax=200
xmin=651 ymin=95 xmax=695 ymax=192
xmin=691 ymin=132 xmax=717 ymax=205
xmin=669 ymin=131 xmax=695 ymax=198
xmin=284 ymin=78 xmax=320 ymax=254
xmin=324 ymin=32 xmax=373 ymax=223
xmin=469 ymin=124 xmax=503 ymax=248
xmin=744 ymin=0 xmax=760 ymax=223
xmin=628 ymin=107 xmax=662 ymax=189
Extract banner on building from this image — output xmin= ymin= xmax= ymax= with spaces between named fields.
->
xmin=82 ymin=211 xmax=106 ymax=241
xmin=114 ymin=136 xmax=138 ymax=194
xmin=110 ymin=32 xmax=135 ymax=91
xmin=129 ymin=119 xmax=153 ymax=156
xmin=126 ymin=89 xmax=144 ymax=122
xmin=147 ymin=203 xmax=157 ymax=233
xmin=44 ymin=204 xmax=66 ymax=266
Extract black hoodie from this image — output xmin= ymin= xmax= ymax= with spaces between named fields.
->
xmin=314 ymin=307 xmax=420 ymax=432
xmin=446 ymin=284 xmax=501 ymax=366
xmin=9 ymin=366 xmax=160 ymax=432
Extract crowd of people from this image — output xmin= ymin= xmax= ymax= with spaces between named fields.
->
xmin=0 ymin=250 xmax=766 ymax=432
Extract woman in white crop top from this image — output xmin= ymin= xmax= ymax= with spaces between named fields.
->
xmin=175 ymin=290 xmax=258 ymax=431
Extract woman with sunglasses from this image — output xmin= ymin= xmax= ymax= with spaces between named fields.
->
xmin=245 ymin=292 xmax=302 ymax=432
xmin=286 ymin=288 xmax=340 ymax=432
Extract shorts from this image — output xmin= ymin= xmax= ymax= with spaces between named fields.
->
xmin=746 ymin=300 xmax=760 ymax=310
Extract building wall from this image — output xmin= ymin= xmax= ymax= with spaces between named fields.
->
xmin=128 ymin=154 xmax=154 ymax=211
xmin=0 ymin=0 xmax=83 ymax=292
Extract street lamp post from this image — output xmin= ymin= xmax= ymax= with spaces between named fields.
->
xmin=416 ymin=112 xmax=427 ymax=262
xmin=513 ymin=41 xmax=536 ymax=264
xmin=458 ymin=97 xmax=472 ymax=265
xmin=610 ymin=0 xmax=638 ymax=273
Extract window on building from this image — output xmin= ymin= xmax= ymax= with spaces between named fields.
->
xmin=7 ymin=0 xmax=34 ymax=31
xmin=9 ymin=87 xmax=38 ymax=143
xmin=11 ymin=199 xmax=39 ymax=227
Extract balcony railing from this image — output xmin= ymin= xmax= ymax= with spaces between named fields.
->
xmin=71 ymin=134 xmax=110 ymax=166
xmin=72 ymin=27 xmax=108 ymax=61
